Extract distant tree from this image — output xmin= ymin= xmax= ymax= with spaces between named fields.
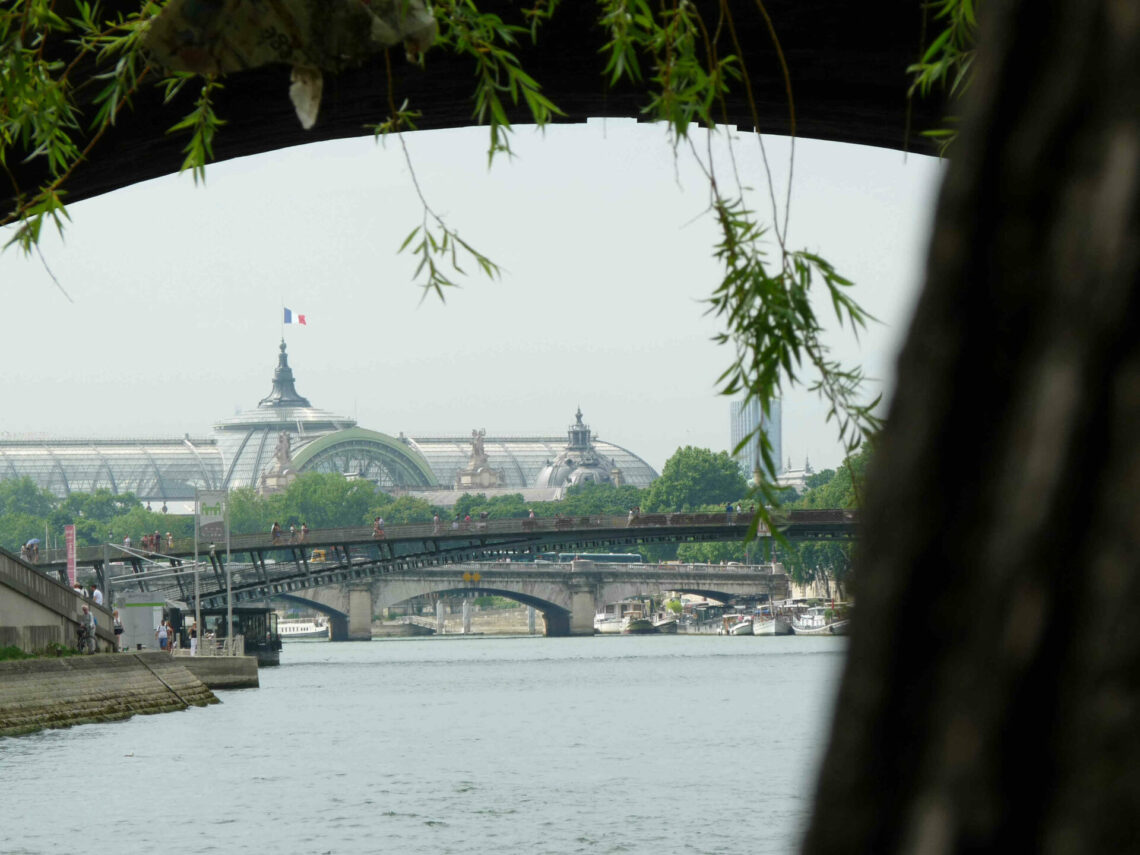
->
xmin=804 ymin=469 xmax=836 ymax=491
xmin=452 ymin=493 xmax=488 ymax=519
xmin=370 ymin=495 xmax=437 ymax=525
xmin=793 ymin=444 xmax=871 ymax=510
xmin=677 ymin=540 xmax=747 ymax=564
xmin=0 ymin=511 xmax=49 ymax=553
xmin=51 ymin=489 xmax=140 ymax=525
xmin=226 ymin=487 xmax=270 ymax=536
xmin=0 ymin=478 xmax=54 ymax=520
xmin=480 ymin=493 xmax=530 ymax=518
xmin=278 ymin=473 xmax=382 ymax=529
xmin=642 ymin=447 xmax=748 ymax=512
xmin=554 ymin=483 xmax=645 ymax=516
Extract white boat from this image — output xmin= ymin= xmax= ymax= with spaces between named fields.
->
xmin=791 ymin=606 xmax=849 ymax=636
xmin=594 ymin=614 xmax=623 ymax=634
xmin=752 ymin=615 xmax=793 ymax=636
xmin=726 ymin=616 xmax=754 ymax=636
xmin=596 ymin=601 xmax=657 ymax=634
xmin=278 ymin=617 xmax=329 ymax=640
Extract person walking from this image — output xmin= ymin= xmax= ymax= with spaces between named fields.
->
xmin=156 ymin=620 xmax=169 ymax=652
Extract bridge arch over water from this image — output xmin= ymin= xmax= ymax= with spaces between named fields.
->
xmin=295 ymin=561 xmax=788 ymax=638
xmin=274 ymin=592 xmax=351 ymax=640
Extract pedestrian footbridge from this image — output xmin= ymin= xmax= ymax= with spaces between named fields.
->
xmin=38 ymin=510 xmax=853 ymax=638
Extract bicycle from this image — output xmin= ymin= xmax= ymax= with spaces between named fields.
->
xmin=76 ymin=625 xmax=96 ymax=655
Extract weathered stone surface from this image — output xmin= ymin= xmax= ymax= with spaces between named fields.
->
xmin=0 ymin=653 xmax=219 ymax=737
xmin=178 ymin=655 xmax=260 ymax=690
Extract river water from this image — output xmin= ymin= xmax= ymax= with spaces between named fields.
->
xmin=3 ymin=636 xmax=845 ymax=855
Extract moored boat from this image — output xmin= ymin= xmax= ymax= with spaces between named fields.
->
xmin=594 ymin=614 xmax=624 ymax=634
xmin=652 ymin=615 xmax=679 ymax=634
xmin=790 ymin=606 xmax=849 ymax=636
xmin=622 ymin=614 xmax=658 ymax=634
xmin=752 ymin=615 xmax=793 ymax=636
xmin=278 ymin=617 xmax=329 ymax=640
xmin=725 ymin=615 xmax=754 ymax=636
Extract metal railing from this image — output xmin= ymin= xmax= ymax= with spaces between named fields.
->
xmin=44 ymin=508 xmax=857 ymax=571
xmin=50 ymin=512 xmax=775 ymax=564
xmin=172 ymin=634 xmax=244 ymax=657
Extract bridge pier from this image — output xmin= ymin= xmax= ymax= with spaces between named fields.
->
xmin=328 ymin=613 xmax=349 ymax=641
xmin=347 ymin=586 xmax=373 ymax=641
xmin=543 ymin=611 xmax=571 ymax=637
xmin=565 ymin=580 xmax=599 ymax=637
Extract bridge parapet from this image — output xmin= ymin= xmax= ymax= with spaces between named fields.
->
xmin=0 ymin=549 xmax=115 ymax=652
xmin=49 ymin=509 xmax=855 ymax=567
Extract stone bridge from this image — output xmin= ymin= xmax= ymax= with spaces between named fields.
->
xmin=284 ymin=561 xmax=789 ymax=639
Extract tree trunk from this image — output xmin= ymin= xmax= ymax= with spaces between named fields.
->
xmin=803 ymin=1 xmax=1140 ymax=852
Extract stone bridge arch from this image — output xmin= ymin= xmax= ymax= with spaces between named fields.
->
xmin=372 ymin=579 xmax=572 ymax=636
xmin=274 ymin=592 xmax=351 ymax=641
xmin=292 ymin=566 xmax=789 ymax=639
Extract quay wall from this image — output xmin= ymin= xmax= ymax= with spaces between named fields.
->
xmin=0 ymin=652 xmax=218 ymax=737
xmin=0 ymin=548 xmax=116 ymax=653
xmin=177 ymin=654 xmax=259 ymax=689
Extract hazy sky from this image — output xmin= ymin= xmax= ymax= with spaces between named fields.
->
xmin=0 ymin=120 xmax=943 ymax=474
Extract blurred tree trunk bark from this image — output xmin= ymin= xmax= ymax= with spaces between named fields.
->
xmin=803 ymin=1 xmax=1140 ymax=852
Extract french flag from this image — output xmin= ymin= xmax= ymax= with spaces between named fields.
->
xmin=283 ymin=308 xmax=307 ymax=325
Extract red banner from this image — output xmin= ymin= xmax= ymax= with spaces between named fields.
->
xmin=65 ymin=525 xmax=76 ymax=587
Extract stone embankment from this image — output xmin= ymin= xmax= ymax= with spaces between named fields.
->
xmin=0 ymin=652 xmax=219 ymax=737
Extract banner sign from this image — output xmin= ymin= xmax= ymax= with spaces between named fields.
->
xmin=65 ymin=524 xmax=76 ymax=586
xmin=196 ymin=491 xmax=228 ymax=542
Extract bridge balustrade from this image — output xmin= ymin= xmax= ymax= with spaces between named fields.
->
xmin=43 ymin=509 xmax=856 ymax=579
xmin=48 ymin=511 xmax=767 ymax=565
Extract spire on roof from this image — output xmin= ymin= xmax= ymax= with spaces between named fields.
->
xmin=258 ymin=339 xmax=312 ymax=408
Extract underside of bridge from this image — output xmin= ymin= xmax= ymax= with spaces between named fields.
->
xmin=5 ymin=1 xmax=940 ymax=213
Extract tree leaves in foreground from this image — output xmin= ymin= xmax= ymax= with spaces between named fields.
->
xmin=1 ymin=0 xmax=884 ymax=521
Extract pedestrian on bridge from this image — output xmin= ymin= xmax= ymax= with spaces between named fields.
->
xmin=300 ymin=523 xmax=310 ymax=543
xmin=271 ymin=521 xmax=282 ymax=543
xmin=373 ymin=517 xmax=385 ymax=539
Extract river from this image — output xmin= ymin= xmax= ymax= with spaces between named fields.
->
xmin=2 ymin=635 xmax=845 ymax=854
